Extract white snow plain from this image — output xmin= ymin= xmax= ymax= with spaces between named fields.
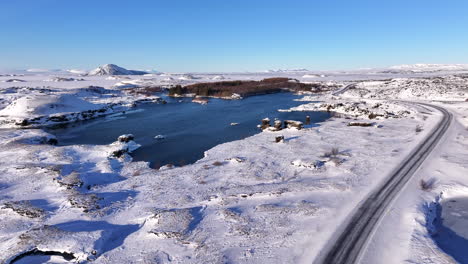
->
xmin=0 ymin=65 xmax=468 ymax=263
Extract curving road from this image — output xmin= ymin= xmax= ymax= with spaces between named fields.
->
xmin=314 ymin=103 xmax=453 ymax=264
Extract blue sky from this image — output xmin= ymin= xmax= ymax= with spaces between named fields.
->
xmin=1 ymin=0 xmax=468 ymax=72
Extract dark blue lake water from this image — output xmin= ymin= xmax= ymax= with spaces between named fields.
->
xmin=49 ymin=93 xmax=330 ymax=168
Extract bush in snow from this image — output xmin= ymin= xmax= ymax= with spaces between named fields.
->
xmin=2 ymin=201 xmax=45 ymax=218
xmin=323 ymin=147 xmax=340 ymax=158
xmin=420 ymin=178 xmax=436 ymax=191
xmin=415 ymin=125 xmax=423 ymax=133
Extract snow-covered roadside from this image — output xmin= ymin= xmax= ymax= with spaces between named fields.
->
xmin=0 ymin=99 xmax=432 ymax=263
xmin=358 ymin=101 xmax=468 ymax=264
xmin=321 ymin=73 xmax=468 ymax=263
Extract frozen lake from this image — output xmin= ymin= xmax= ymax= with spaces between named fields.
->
xmin=49 ymin=93 xmax=330 ymax=168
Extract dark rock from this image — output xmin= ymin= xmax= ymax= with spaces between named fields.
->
xmin=284 ymin=120 xmax=303 ymax=130
xmin=49 ymin=115 xmax=69 ymax=122
xmin=274 ymin=120 xmax=283 ymax=130
xmin=16 ymin=119 xmax=30 ymax=126
xmin=348 ymin=122 xmax=373 ymax=127
xmin=54 ymin=173 xmax=83 ymax=189
xmin=46 ymin=138 xmax=58 ymax=145
xmin=8 ymin=248 xmax=76 ymax=263
xmin=275 ymin=136 xmax=285 ymax=143
xmin=112 ymin=149 xmax=128 ymax=158
xmin=260 ymin=118 xmax=271 ymax=130
xmin=117 ymin=134 xmax=134 ymax=143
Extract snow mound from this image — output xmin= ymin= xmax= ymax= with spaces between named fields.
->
xmin=112 ymin=79 xmax=159 ymax=89
xmin=3 ymin=79 xmax=26 ymax=83
xmin=89 ymin=64 xmax=147 ymax=76
xmin=26 ymin=68 xmax=50 ymax=73
xmin=178 ymin=74 xmax=199 ymax=80
xmin=154 ymin=135 xmax=165 ymax=140
xmin=302 ymin=74 xmax=320 ymax=78
xmin=212 ymin=75 xmax=225 ymax=80
xmin=162 ymin=77 xmax=174 ymax=82
xmin=0 ymin=94 xmax=105 ymax=118
xmin=283 ymin=100 xmax=412 ymax=119
xmin=67 ymin=69 xmax=87 ymax=75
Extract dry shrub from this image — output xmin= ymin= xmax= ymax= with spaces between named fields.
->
xmin=323 ymin=147 xmax=340 ymax=158
xmin=419 ymin=178 xmax=436 ymax=191
xmin=416 ymin=125 xmax=423 ymax=133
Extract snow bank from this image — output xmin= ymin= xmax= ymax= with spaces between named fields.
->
xmin=0 ymin=94 xmax=105 ymax=118
xmin=281 ymin=100 xmax=413 ymax=119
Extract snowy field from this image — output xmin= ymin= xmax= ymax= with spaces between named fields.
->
xmin=1 ymin=64 xmax=468 ymax=263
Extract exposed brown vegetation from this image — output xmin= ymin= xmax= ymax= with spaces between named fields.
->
xmin=415 ymin=125 xmax=423 ymax=133
xmin=419 ymin=178 xmax=436 ymax=191
xmin=275 ymin=136 xmax=285 ymax=143
xmin=212 ymin=161 xmax=224 ymax=166
xmin=168 ymin=78 xmax=332 ymax=98
xmin=323 ymin=147 xmax=340 ymax=158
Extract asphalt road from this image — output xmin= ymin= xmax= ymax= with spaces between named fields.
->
xmin=314 ymin=103 xmax=453 ymax=264
xmin=332 ymin=84 xmax=356 ymax=96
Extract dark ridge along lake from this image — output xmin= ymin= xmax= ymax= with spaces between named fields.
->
xmin=49 ymin=93 xmax=330 ymax=168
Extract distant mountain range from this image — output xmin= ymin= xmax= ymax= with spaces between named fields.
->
xmin=386 ymin=64 xmax=468 ymax=73
xmin=6 ymin=63 xmax=468 ymax=76
xmin=265 ymin=68 xmax=309 ymax=73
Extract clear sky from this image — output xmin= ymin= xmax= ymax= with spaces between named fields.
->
xmin=1 ymin=0 xmax=468 ymax=72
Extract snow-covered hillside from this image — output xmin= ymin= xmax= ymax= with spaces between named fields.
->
xmin=337 ymin=75 xmax=468 ymax=101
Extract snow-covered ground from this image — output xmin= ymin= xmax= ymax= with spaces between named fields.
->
xmin=1 ymin=64 xmax=468 ymax=263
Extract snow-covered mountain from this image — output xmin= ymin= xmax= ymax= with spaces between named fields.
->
xmin=388 ymin=64 xmax=468 ymax=73
xmin=88 ymin=64 xmax=148 ymax=76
